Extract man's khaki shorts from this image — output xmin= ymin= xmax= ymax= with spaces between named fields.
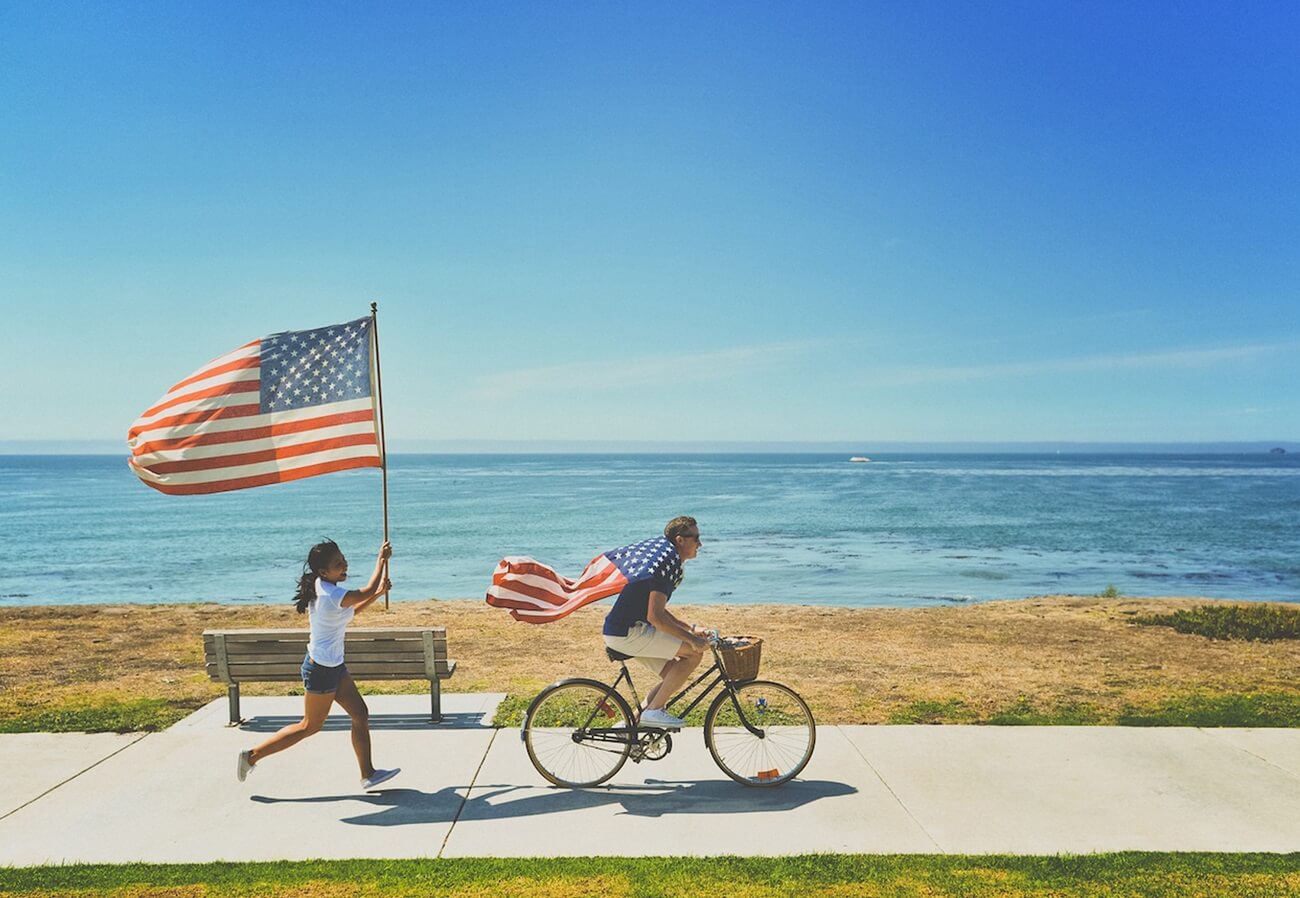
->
xmin=604 ymin=621 xmax=688 ymax=675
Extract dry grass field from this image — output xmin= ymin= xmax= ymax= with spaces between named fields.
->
xmin=1 ymin=595 xmax=1296 ymax=729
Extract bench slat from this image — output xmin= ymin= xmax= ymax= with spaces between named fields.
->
xmin=205 ymin=647 xmax=447 ymax=661
xmin=210 ymin=660 xmax=458 ymax=683
xmin=207 ymin=661 xmax=455 ymax=678
xmin=203 ymin=627 xmax=445 ymax=639
xmin=215 ymin=640 xmax=445 ymax=656
xmin=217 ymin=651 xmax=434 ymax=665
xmin=205 ymin=657 xmax=455 ymax=670
xmin=207 ymin=657 xmax=455 ymax=671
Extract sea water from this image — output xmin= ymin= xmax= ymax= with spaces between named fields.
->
xmin=1 ymin=453 xmax=1297 ymax=608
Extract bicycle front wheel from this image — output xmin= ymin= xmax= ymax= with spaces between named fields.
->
xmin=704 ymin=680 xmax=815 ymax=786
xmin=523 ymin=679 xmax=634 ymax=788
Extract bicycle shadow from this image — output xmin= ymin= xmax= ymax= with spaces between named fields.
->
xmin=250 ymin=778 xmax=856 ymax=827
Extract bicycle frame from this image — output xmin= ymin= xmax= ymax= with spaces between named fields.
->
xmin=576 ymin=642 xmax=765 ymax=742
xmin=664 ymin=642 xmax=766 ymax=737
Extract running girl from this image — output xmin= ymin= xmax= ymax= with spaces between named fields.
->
xmin=236 ymin=538 xmax=400 ymax=790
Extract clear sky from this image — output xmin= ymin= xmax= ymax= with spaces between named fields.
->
xmin=2 ymin=1 xmax=1297 ymax=448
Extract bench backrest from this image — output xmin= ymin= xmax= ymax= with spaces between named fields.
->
xmin=202 ymin=627 xmax=450 ymax=683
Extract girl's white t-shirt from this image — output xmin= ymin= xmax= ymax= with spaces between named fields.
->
xmin=307 ymin=578 xmax=355 ymax=667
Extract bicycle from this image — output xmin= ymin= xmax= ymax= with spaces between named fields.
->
xmin=521 ymin=634 xmax=815 ymax=788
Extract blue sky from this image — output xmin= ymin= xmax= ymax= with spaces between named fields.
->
xmin=2 ymin=1 xmax=1297 ymax=448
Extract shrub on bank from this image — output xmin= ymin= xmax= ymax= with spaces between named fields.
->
xmin=1135 ymin=604 xmax=1300 ymax=641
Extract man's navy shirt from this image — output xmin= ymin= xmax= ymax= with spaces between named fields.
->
xmin=602 ymin=577 xmax=677 ymax=636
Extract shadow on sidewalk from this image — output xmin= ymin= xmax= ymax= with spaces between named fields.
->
xmin=251 ymin=778 xmax=856 ymax=826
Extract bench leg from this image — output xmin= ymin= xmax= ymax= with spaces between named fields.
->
xmin=430 ymin=679 xmax=443 ymax=724
xmin=227 ymin=684 xmax=242 ymax=726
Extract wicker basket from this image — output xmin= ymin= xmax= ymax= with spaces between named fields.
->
xmin=719 ymin=636 xmax=762 ymax=682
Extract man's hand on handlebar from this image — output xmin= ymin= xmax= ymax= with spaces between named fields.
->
xmin=690 ymin=624 xmax=721 ymax=648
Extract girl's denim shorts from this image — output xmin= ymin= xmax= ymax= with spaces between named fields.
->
xmin=301 ymin=653 xmax=347 ymax=694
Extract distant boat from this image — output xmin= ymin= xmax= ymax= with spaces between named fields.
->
xmin=849 ymin=456 xmax=871 ymax=463
xmin=1270 ymin=447 xmax=1287 ymax=455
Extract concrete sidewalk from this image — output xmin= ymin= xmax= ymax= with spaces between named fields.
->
xmin=2 ymin=694 xmax=1298 ymax=865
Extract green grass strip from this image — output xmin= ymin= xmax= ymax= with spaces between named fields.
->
xmin=884 ymin=691 xmax=1300 ymax=727
xmin=0 ymin=699 xmax=196 ymax=734
xmin=1117 ymin=691 xmax=1300 ymax=727
xmin=2 ymin=854 xmax=1298 ymax=896
xmin=1135 ymin=603 xmax=1300 ymax=641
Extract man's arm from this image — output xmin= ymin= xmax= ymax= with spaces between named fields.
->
xmin=645 ymin=591 xmax=707 ymax=649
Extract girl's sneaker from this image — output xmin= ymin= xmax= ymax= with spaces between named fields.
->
xmin=236 ymin=750 xmax=254 ymax=782
xmin=362 ymin=767 xmax=401 ymax=790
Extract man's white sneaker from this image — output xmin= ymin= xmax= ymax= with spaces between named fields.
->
xmin=361 ymin=767 xmax=401 ymax=790
xmin=639 ymin=709 xmax=685 ymax=729
xmin=236 ymin=750 xmax=254 ymax=782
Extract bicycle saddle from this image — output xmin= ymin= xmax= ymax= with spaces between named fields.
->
xmin=605 ymin=647 xmax=633 ymax=662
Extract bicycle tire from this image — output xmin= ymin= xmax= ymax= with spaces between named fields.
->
xmin=523 ymin=678 xmax=634 ymax=788
xmin=704 ymin=679 xmax=815 ymax=786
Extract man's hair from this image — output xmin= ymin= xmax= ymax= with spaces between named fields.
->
xmin=664 ymin=516 xmax=698 ymax=542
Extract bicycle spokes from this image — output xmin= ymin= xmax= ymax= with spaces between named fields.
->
xmin=523 ymin=680 xmax=634 ymax=788
xmin=705 ymin=680 xmax=816 ymax=787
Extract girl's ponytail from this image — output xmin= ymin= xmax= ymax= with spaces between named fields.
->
xmin=293 ymin=569 xmax=315 ymax=614
xmin=293 ymin=539 xmax=341 ymax=614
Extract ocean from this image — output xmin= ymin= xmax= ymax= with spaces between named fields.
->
xmin=1 ymin=453 xmax=1297 ymax=608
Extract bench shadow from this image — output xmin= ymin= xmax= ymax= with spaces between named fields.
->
xmin=239 ymin=711 xmax=488 ymax=732
xmin=250 ymin=778 xmax=856 ymax=827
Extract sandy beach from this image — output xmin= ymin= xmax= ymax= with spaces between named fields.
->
xmin=2 ymin=595 xmax=1296 ymax=728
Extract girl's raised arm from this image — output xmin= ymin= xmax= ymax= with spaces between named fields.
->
xmin=342 ymin=541 xmax=392 ymax=610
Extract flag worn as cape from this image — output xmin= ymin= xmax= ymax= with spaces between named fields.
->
xmin=486 ymin=536 xmax=684 ymax=624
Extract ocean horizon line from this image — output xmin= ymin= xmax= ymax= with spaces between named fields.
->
xmin=4 ymin=453 xmax=1296 ymax=608
xmin=2 ymin=439 xmax=1295 ymax=456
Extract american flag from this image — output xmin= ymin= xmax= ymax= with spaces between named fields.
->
xmin=486 ymin=536 xmax=684 ymax=623
xmin=127 ymin=317 xmax=382 ymax=495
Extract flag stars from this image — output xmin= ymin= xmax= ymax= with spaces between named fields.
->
xmin=259 ymin=318 xmax=372 ymax=413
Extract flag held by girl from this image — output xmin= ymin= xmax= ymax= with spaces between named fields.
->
xmin=127 ymin=317 xmax=382 ymax=495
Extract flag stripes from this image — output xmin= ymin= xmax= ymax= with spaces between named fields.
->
xmin=127 ymin=317 xmax=381 ymax=495
xmin=486 ymin=554 xmax=630 ymax=623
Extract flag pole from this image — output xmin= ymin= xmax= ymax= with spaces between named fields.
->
xmin=370 ymin=302 xmax=391 ymax=610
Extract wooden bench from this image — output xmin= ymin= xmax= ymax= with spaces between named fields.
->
xmin=202 ymin=627 xmax=456 ymax=725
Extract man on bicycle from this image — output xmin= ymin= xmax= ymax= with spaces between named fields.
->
xmin=601 ymin=516 xmax=710 ymax=729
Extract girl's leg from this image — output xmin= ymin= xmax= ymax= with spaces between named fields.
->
xmin=248 ymin=690 xmax=335 ymax=765
xmin=644 ymin=643 xmax=703 ymax=711
xmin=332 ymin=672 xmax=375 ymax=778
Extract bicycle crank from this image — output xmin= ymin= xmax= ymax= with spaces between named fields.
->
xmin=632 ymin=731 xmax=672 ymax=762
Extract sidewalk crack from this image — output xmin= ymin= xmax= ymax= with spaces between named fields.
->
xmin=837 ymin=725 xmax=943 ymax=851
xmin=0 ymin=733 xmax=150 ymax=823
xmin=438 ymin=727 xmax=498 ymax=858
xmin=1200 ymin=728 xmax=1300 ymax=782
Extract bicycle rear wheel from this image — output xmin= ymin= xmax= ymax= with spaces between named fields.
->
xmin=523 ymin=678 xmax=634 ymax=788
xmin=704 ymin=680 xmax=815 ymax=786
